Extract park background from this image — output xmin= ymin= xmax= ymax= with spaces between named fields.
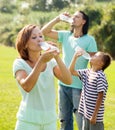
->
xmin=0 ymin=0 xmax=115 ymax=130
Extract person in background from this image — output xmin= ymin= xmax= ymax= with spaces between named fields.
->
xmin=41 ymin=11 xmax=97 ymax=130
xmin=69 ymin=50 xmax=111 ymax=130
xmin=13 ymin=24 xmax=72 ymax=130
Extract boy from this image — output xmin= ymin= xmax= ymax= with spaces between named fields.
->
xmin=69 ymin=51 xmax=111 ymax=130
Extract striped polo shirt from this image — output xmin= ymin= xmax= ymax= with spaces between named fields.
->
xmin=77 ymin=69 xmax=108 ymax=122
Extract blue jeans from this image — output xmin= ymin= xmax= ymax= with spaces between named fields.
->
xmin=82 ymin=117 xmax=104 ymax=130
xmin=59 ymin=84 xmax=82 ymax=130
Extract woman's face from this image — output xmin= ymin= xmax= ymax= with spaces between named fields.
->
xmin=26 ymin=27 xmax=44 ymax=52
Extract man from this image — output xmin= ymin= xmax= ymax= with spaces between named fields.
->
xmin=41 ymin=11 xmax=97 ymax=130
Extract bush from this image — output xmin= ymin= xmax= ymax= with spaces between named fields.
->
xmin=0 ymin=1 xmax=114 ymax=59
xmin=90 ymin=4 xmax=115 ymax=59
xmin=81 ymin=6 xmax=103 ymax=28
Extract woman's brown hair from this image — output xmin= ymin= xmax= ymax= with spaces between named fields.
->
xmin=16 ymin=24 xmax=37 ymax=60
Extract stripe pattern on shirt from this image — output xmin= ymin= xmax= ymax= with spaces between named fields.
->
xmin=78 ymin=69 xmax=108 ymax=122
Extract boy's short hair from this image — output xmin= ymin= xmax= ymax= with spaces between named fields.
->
xmin=102 ymin=53 xmax=112 ymax=71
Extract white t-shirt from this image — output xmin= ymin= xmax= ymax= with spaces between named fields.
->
xmin=13 ymin=58 xmax=57 ymax=124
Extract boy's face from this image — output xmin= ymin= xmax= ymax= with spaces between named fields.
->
xmin=90 ymin=52 xmax=104 ymax=67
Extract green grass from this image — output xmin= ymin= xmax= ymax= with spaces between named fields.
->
xmin=0 ymin=45 xmax=115 ymax=130
xmin=0 ymin=45 xmax=20 ymax=130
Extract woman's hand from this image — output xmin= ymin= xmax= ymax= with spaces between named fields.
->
xmin=40 ymin=49 xmax=59 ymax=63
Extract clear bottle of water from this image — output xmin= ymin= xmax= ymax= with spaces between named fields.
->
xmin=82 ymin=52 xmax=91 ymax=60
xmin=40 ymin=42 xmax=59 ymax=52
xmin=75 ymin=46 xmax=91 ymax=60
xmin=60 ymin=14 xmax=73 ymax=23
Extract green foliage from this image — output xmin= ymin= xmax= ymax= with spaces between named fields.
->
xmin=0 ymin=0 xmax=16 ymax=13
xmin=83 ymin=6 xmax=103 ymax=27
xmin=90 ymin=3 xmax=115 ymax=59
xmin=31 ymin=0 xmax=69 ymax=11
xmin=32 ymin=0 xmax=47 ymax=11
xmin=0 ymin=1 xmax=114 ymax=58
xmin=99 ymin=22 xmax=115 ymax=58
xmin=97 ymin=0 xmax=113 ymax=1
xmin=52 ymin=0 xmax=70 ymax=10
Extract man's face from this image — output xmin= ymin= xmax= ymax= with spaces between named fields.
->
xmin=71 ymin=11 xmax=86 ymax=27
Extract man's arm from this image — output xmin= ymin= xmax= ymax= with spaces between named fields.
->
xmin=41 ymin=16 xmax=60 ymax=40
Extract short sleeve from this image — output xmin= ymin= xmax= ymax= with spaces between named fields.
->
xmin=87 ymin=36 xmax=98 ymax=52
xmin=97 ymin=74 xmax=108 ymax=93
xmin=77 ymin=69 xmax=88 ymax=81
xmin=58 ymin=31 xmax=70 ymax=44
xmin=12 ymin=59 xmax=25 ymax=78
xmin=50 ymin=59 xmax=57 ymax=69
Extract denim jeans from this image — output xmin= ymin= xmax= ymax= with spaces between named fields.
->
xmin=82 ymin=117 xmax=104 ymax=130
xmin=59 ymin=84 xmax=82 ymax=130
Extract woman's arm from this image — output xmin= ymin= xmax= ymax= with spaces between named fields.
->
xmin=53 ymin=55 xmax=72 ymax=85
xmin=15 ymin=51 xmax=56 ymax=92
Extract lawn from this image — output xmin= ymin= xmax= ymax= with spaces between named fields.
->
xmin=0 ymin=45 xmax=115 ymax=130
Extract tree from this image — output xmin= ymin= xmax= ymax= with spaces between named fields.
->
xmin=32 ymin=0 xmax=47 ymax=11
xmin=52 ymin=0 xmax=69 ymax=10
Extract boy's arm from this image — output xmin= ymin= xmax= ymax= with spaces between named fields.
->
xmin=90 ymin=92 xmax=104 ymax=124
xmin=69 ymin=52 xmax=83 ymax=77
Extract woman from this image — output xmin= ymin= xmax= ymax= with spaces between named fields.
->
xmin=13 ymin=24 xmax=72 ymax=130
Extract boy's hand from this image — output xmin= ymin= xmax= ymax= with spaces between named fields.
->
xmin=74 ymin=50 xmax=84 ymax=59
xmin=90 ymin=116 xmax=96 ymax=125
xmin=74 ymin=46 xmax=86 ymax=58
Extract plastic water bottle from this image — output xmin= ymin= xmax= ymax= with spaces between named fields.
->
xmin=40 ymin=42 xmax=59 ymax=52
xmin=60 ymin=14 xmax=73 ymax=23
xmin=75 ymin=46 xmax=91 ymax=60
xmin=82 ymin=52 xmax=91 ymax=60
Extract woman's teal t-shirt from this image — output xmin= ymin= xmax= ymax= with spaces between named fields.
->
xmin=58 ymin=31 xmax=97 ymax=89
xmin=13 ymin=58 xmax=57 ymax=124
